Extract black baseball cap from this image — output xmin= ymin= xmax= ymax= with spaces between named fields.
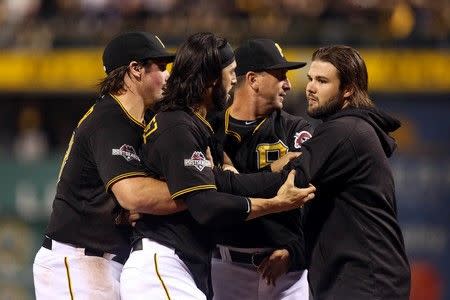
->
xmin=102 ymin=32 xmax=175 ymax=74
xmin=235 ymin=39 xmax=306 ymax=76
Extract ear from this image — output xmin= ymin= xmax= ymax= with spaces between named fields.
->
xmin=128 ymin=61 xmax=142 ymax=79
xmin=247 ymin=72 xmax=259 ymax=90
xmin=343 ymin=85 xmax=354 ymax=98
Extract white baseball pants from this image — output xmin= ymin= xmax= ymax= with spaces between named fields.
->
xmin=120 ymin=238 xmax=206 ymax=300
xmin=33 ymin=238 xmax=123 ymax=300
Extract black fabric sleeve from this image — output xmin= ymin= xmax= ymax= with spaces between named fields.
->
xmin=282 ymin=208 xmax=306 ymax=271
xmin=213 ymin=168 xmax=286 ymax=198
xmin=284 ymin=120 xmax=356 ymax=189
xmin=183 ymin=190 xmax=250 ymax=228
xmin=287 ymin=117 xmax=313 ymax=151
xmin=149 ymin=124 xmax=217 ymax=198
xmin=90 ymin=122 xmax=147 ymax=191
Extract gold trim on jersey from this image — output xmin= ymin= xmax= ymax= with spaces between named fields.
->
xmin=193 ymin=111 xmax=214 ymax=133
xmin=224 ymin=108 xmax=242 ymax=142
xmin=154 ymin=253 xmax=171 ymax=300
xmin=171 ymin=184 xmax=217 ymax=199
xmin=143 ymin=115 xmax=158 ymax=144
xmin=105 ymin=172 xmax=148 ymax=191
xmin=77 ymin=105 xmax=95 ymax=127
xmin=64 ymin=257 xmax=74 ymax=300
xmin=110 ymin=94 xmax=145 ymax=128
xmin=58 ymin=105 xmax=95 ymax=183
xmin=252 ymin=117 xmax=268 ymax=134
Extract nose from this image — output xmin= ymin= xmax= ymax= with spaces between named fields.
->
xmin=306 ymin=80 xmax=316 ymax=94
xmin=283 ymin=78 xmax=291 ymax=91
xmin=163 ymin=70 xmax=170 ymax=81
xmin=231 ymin=72 xmax=237 ymax=86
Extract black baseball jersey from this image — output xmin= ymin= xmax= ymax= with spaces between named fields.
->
xmin=211 ymin=108 xmax=312 ymax=172
xmin=135 ymin=110 xmax=225 ymax=298
xmin=46 ymin=94 xmax=147 ymax=255
xmin=210 ymin=108 xmax=312 ymax=269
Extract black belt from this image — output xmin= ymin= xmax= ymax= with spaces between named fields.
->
xmin=42 ymin=236 xmax=127 ymax=264
xmin=212 ymin=247 xmax=271 ymax=267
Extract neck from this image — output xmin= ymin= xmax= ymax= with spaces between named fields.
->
xmin=195 ymin=105 xmax=208 ymax=118
xmin=230 ymin=88 xmax=270 ymax=120
xmin=112 ymin=91 xmax=146 ymax=123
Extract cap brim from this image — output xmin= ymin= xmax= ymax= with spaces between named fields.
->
xmin=266 ymin=61 xmax=307 ymax=70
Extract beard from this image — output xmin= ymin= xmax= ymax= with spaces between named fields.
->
xmin=211 ymin=82 xmax=229 ymax=112
xmin=307 ymin=92 xmax=345 ymax=120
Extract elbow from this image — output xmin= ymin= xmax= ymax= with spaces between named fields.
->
xmin=190 ymin=210 xmax=218 ymax=227
xmin=115 ymin=193 xmax=144 ymax=211
xmin=113 ymin=184 xmax=149 ymax=211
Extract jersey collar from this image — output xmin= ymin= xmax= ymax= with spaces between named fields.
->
xmin=110 ymin=94 xmax=145 ymax=128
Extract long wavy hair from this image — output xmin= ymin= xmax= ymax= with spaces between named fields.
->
xmin=157 ymin=32 xmax=228 ymax=112
xmin=312 ymin=45 xmax=374 ymax=109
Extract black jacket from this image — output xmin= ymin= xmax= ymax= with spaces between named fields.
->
xmin=290 ymin=107 xmax=411 ymax=300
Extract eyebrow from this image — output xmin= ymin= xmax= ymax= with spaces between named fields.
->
xmin=307 ymin=74 xmax=329 ymax=81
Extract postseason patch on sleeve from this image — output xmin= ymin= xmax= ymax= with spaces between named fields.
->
xmin=293 ymin=131 xmax=312 ymax=149
xmin=184 ymin=151 xmax=212 ymax=171
xmin=112 ymin=144 xmax=141 ymax=162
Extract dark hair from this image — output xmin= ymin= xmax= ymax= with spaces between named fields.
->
xmin=312 ymin=45 xmax=374 ymax=108
xmin=97 ymin=60 xmax=152 ymax=96
xmin=157 ymin=32 xmax=228 ymax=112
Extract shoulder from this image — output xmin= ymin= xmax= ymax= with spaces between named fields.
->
xmin=314 ymin=115 xmax=366 ymax=141
xmin=154 ymin=110 xmax=195 ymax=129
xmin=273 ymin=110 xmax=313 ymax=138
xmin=277 ymin=110 xmax=310 ymax=127
xmin=207 ymin=110 xmax=225 ymax=131
xmin=83 ymin=95 xmax=129 ymax=129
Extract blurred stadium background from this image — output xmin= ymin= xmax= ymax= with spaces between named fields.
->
xmin=0 ymin=0 xmax=448 ymax=299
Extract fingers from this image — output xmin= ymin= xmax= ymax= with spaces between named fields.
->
xmin=286 ymin=152 xmax=302 ymax=161
xmin=304 ymin=184 xmax=316 ymax=194
xmin=223 ymin=164 xmax=239 ymax=174
xmin=286 ymin=169 xmax=296 ymax=184
xmin=128 ymin=213 xmax=141 ymax=223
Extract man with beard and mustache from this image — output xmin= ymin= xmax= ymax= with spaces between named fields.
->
xmin=287 ymin=45 xmax=411 ymax=299
xmin=209 ymin=39 xmax=313 ymax=300
xmin=119 ymin=32 xmax=317 ymax=300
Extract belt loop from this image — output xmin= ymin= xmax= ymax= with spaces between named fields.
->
xmin=218 ymin=245 xmax=231 ymax=262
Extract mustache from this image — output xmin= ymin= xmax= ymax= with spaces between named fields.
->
xmin=307 ymin=93 xmax=318 ymax=101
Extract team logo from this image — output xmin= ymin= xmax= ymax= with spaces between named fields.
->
xmin=293 ymin=131 xmax=312 ymax=149
xmin=184 ymin=151 xmax=212 ymax=171
xmin=112 ymin=144 xmax=140 ymax=162
xmin=274 ymin=43 xmax=284 ymax=57
xmin=154 ymin=35 xmax=165 ymax=48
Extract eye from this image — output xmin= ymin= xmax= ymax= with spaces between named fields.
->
xmin=158 ymin=64 xmax=167 ymax=71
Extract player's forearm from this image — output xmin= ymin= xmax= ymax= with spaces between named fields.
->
xmin=111 ymin=176 xmax=186 ymax=215
xmin=246 ymin=196 xmax=285 ymax=220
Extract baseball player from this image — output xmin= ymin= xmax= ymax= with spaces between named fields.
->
xmin=120 ymin=32 xmax=316 ymax=300
xmin=32 ymin=32 xmax=184 ymax=299
xmin=209 ymin=39 xmax=313 ymax=299
xmin=294 ymin=45 xmax=411 ymax=299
